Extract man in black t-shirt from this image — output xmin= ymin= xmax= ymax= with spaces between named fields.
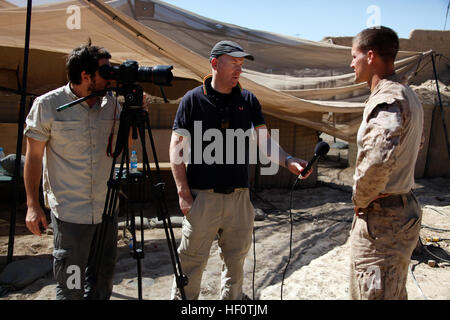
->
xmin=169 ymin=40 xmax=311 ymax=300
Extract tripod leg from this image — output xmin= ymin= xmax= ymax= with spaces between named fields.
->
xmin=161 ymin=217 xmax=188 ymax=299
xmin=127 ymin=204 xmax=144 ymax=300
xmin=114 ymin=108 xmax=188 ymax=300
xmin=89 ymin=138 xmax=127 ymax=296
xmin=139 ymin=111 xmax=188 ymax=298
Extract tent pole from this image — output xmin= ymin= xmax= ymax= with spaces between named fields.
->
xmin=431 ymin=52 xmax=450 ymax=158
xmin=7 ymin=0 xmax=33 ymax=264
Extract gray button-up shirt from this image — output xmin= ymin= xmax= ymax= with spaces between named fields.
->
xmin=24 ymin=83 xmax=121 ymax=224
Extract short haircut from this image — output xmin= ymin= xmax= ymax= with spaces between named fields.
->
xmin=66 ymin=41 xmax=111 ymax=84
xmin=353 ymin=26 xmax=399 ymax=63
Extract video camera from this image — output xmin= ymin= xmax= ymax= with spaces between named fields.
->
xmin=57 ymin=60 xmax=173 ymax=112
xmin=99 ymin=60 xmax=173 ymax=86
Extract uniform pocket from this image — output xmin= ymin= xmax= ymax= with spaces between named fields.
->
xmin=399 ymin=216 xmax=421 ymax=242
xmin=366 ymin=213 xmax=396 ymax=242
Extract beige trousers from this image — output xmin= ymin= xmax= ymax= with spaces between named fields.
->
xmin=349 ymin=191 xmax=422 ymax=300
xmin=171 ymin=188 xmax=255 ymax=300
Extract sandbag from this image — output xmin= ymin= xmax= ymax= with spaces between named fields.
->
xmin=0 ymin=154 xmax=25 ymax=177
xmin=0 ymin=258 xmax=53 ymax=296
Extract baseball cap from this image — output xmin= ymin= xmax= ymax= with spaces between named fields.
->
xmin=210 ymin=40 xmax=254 ymax=61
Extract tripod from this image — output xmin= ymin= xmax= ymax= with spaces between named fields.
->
xmin=64 ymin=84 xmax=188 ymax=300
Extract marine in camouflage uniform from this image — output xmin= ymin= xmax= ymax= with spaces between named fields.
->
xmin=349 ymin=27 xmax=424 ymax=300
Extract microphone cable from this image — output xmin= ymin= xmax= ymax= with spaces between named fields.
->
xmin=253 ymin=141 xmax=329 ymax=300
xmin=252 ymin=225 xmax=256 ymax=300
xmin=279 ymin=141 xmax=330 ymax=299
xmin=248 ymin=188 xmax=259 ymax=300
xmin=280 ymin=176 xmax=300 ymax=300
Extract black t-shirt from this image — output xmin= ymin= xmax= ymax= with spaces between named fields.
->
xmin=172 ymin=76 xmax=265 ymax=189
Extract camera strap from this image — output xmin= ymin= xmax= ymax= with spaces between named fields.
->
xmin=106 ymin=98 xmax=120 ymax=158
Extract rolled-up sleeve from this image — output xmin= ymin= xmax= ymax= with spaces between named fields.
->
xmin=24 ymin=96 xmax=51 ymax=142
xmin=352 ymin=103 xmax=404 ymax=208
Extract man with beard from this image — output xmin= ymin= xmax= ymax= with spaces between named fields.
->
xmin=24 ymin=43 xmax=121 ymax=299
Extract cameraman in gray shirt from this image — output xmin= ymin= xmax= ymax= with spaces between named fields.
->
xmin=24 ymin=43 xmax=121 ymax=300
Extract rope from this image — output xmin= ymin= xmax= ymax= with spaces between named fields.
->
xmin=409 ymin=263 xmax=428 ymax=300
xmin=424 ymin=205 xmax=450 ymax=218
xmin=422 ymin=224 xmax=450 ymax=232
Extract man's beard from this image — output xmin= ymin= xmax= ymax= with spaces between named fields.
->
xmin=88 ymin=76 xmax=107 ymax=97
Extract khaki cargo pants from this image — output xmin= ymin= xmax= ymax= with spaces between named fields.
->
xmin=171 ymin=188 xmax=255 ymax=300
xmin=349 ymin=191 xmax=422 ymax=300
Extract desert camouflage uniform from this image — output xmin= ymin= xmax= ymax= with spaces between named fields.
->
xmin=350 ymin=75 xmax=424 ymax=300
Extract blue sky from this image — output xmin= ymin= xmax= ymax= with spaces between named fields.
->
xmin=8 ymin=0 xmax=450 ymax=41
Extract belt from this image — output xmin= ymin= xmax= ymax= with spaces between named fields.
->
xmin=372 ymin=191 xmax=412 ymax=207
xmin=213 ymin=187 xmax=236 ymax=194
xmin=358 ymin=191 xmax=413 ymax=215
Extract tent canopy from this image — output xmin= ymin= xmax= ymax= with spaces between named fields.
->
xmin=0 ymin=0 xmax=16 ymax=9
xmin=0 ymin=0 xmax=433 ymax=141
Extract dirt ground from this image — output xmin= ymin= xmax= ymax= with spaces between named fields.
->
xmin=0 ymin=144 xmax=449 ymax=301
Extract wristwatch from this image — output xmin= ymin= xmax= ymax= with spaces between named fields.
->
xmin=284 ymin=155 xmax=293 ymax=167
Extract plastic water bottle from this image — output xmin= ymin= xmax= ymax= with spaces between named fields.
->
xmin=0 ymin=147 xmax=5 ymax=175
xmin=130 ymin=150 xmax=138 ymax=173
xmin=128 ymin=237 xmax=134 ymax=250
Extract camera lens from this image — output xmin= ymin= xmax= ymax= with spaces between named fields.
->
xmin=142 ymin=65 xmax=173 ymax=86
xmin=137 ymin=67 xmax=154 ymax=83
xmin=99 ymin=60 xmax=173 ymax=86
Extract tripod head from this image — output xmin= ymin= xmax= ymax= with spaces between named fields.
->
xmin=56 ymin=84 xmax=145 ymax=112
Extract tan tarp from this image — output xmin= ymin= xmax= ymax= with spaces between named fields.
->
xmin=0 ymin=0 xmax=16 ymax=9
xmin=0 ymin=0 xmax=434 ymax=141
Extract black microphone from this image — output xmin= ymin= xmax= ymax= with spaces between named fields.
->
xmin=299 ymin=141 xmax=330 ymax=178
